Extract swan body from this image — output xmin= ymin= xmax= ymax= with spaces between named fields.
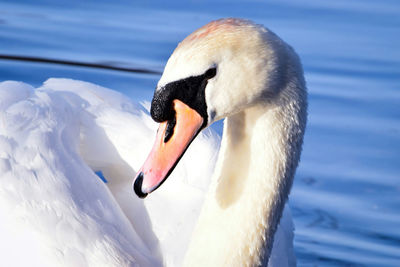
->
xmin=0 ymin=78 xmax=295 ymax=267
xmin=0 ymin=80 xmax=159 ymax=266
xmin=0 ymin=18 xmax=306 ymax=267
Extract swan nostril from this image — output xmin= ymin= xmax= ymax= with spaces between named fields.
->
xmin=134 ymin=172 xmax=148 ymax=198
xmin=164 ymin=115 xmax=176 ymax=143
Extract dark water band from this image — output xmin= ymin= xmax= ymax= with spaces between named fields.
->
xmin=0 ymin=54 xmax=162 ymax=75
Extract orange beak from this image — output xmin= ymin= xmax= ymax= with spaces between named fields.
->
xmin=133 ymin=99 xmax=204 ymax=198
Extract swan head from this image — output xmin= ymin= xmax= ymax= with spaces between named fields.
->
xmin=156 ymin=18 xmax=288 ymax=125
xmin=134 ymin=18 xmax=297 ymax=197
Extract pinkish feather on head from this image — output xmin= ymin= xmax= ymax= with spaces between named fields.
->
xmin=180 ymin=18 xmax=251 ymax=47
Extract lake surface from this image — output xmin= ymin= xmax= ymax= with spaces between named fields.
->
xmin=1 ymin=0 xmax=399 ymax=266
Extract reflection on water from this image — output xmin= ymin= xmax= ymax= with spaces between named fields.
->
xmin=1 ymin=0 xmax=399 ymax=265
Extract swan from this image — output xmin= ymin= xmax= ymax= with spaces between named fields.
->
xmin=134 ymin=18 xmax=307 ymax=267
xmin=0 ymin=18 xmax=305 ymax=267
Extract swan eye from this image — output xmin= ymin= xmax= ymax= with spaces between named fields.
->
xmin=204 ymin=67 xmax=217 ymax=79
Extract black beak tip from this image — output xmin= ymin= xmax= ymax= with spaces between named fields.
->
xmin=134 ymin=172 xmax=148 ymax=199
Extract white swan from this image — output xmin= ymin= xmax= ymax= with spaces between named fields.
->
xmin=0 ymin=18 xmax=306 ymax=267
xmin=134 ymin=18 xmax=307 ymax=266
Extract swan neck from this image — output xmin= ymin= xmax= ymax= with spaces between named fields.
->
xmin=185 ymin=99 xmax=306 ymax=267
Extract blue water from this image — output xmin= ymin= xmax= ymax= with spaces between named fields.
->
xmin=1 ymin=0 xmax=399 ymax=266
